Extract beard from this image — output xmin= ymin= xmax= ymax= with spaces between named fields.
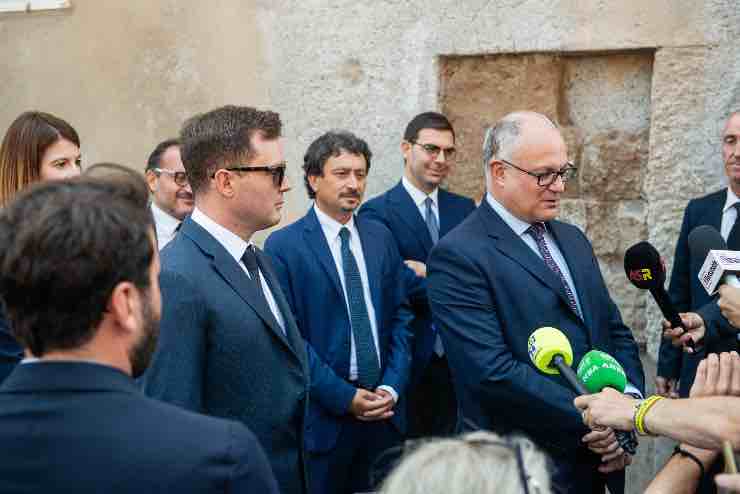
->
xmin=128 ymin=292 xmax=160 ymax=379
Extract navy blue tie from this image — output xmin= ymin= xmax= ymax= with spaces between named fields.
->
xmin=339 ymin=227 xmax=381 ymax=389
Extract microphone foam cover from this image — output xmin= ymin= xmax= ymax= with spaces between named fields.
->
xmin=528 ymin=327 xmax=573 ymax=375
xmin=624 ymin=241 xmax=665 ymax=289
xmin=576 ymin=350 xmax=627 ymax=393
xmin=688 ymin=225 xmax=727 ymax=262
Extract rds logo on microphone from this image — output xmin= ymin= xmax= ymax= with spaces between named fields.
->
xmin=628 ymin=268 xmax=652 ymax=282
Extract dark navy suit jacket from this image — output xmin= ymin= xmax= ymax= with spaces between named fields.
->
xmin=658 ymin=188 xmax=739 ymax=396
xmin=264 ymin=207 xmax=413 ymax=453
xmin=0 ymin=313 xmax=21 ymax=384
xmin=359 ymin=182 xmax=475 ymax=379
xmin=142 ymin=217 xmax=310 ymax=494
xmin=427 ymin=200 xmax=644 ymax=490
xmin=0 ymin=361 xmax=278 ymax=494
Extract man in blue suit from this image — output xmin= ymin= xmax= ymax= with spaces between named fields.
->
xmin=360 ymin=112 xmax=475 ymax=438
xmin=265 ymin=131 xmax=413 ymax=494
xmin=427 ymin=111 xmax=644 ymax=494
xmin=658 ymin=111 xmax=740 ymax=399
xmin=0 ymin=177 xmax=278 ymax=493
xmin=142 ymin=106 xmax=310 ymax=494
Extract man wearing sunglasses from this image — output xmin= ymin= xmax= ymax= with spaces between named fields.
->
xmin=426 ymin=111 xmax=644 ymax=494
xmin=265 ymin=131 xmax=413 ymax=494
xmin=359 ymin=111 xmax=475 ymax=439
xmin=145 ymin=138 xmax=194 ymax=249
xmin=142 ymin=106 xmax=310 ymax=494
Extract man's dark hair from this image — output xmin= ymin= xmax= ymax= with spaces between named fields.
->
xmin=145 ymin=138 xmax=180 ymax=172
xmin=302 ymin=130 xmax=372 ymax=199
xmin=179 ymin=106 xmax=282 ymax=194
xmin=403 ymin=112 xmax=455 ymax=143
xmin=0 ymin=176 xmax=154 ymax=356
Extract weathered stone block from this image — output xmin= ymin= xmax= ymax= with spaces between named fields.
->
xmin=580 ymin=130 xmax=648 ymax=201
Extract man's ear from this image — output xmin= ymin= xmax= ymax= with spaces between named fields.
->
xmin=145 ymin=170 xmax=158 ymax=194
xmin=307 ymin=173 xmax=321 ymax=197
xmin=213 ymin=170 xmax=235 ymax=198
xmin=489 ymin=160 xmax=506 ymax=185
xmin=106 ymin=281 xmax=139 ymax=336
xmin=400 ymin=140 xmax=412 ymax=163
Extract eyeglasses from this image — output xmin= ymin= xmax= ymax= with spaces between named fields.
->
xmin=411 ymin=140 xmax=457 ymax=160
xmin=153 ymin=168 xmax=189 ymax=187
xmin=212 ymin=162 xmax=287 ymax=187
xmin=500 ymin=159 xmax=577 ymax=187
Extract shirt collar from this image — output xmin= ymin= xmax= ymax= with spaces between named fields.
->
xmin=150 ymin=201 xmax=181 ymax=234
xmin=485 ymin=192 xmax=540 ymax=237
xmin=724 ymin=187 xmax=740 ymax=214
xmin=402 ymin=175 xmax=439 ymax=208
xmin=313 ymin=203 xmax=357 ymax=242
xmin=190 ymin=207 xmax=251 ymax=263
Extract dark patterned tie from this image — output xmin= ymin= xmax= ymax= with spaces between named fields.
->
xmin=527 ymin=222 xmax=581 ymax=318
xmin=242 ymin=245 xmax=268 ymax=307
xmin=424 ymin=197 xmax=439 ymax=244
xmin=727 ymin=203 xmax=740 ymax=251
xmin=339 ymin=227 xmax=381 ymax=389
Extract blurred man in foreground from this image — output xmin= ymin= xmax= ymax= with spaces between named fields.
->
xmin=0 ymin=177 xmax=277 ymax=493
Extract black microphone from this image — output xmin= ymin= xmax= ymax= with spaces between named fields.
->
xmin=688 ymin=225 xmax=740 ymax=292
xmin=624 ymin=241 xmax=694 ymax=349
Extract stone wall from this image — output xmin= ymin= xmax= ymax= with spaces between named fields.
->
xmin=439 ymin=51 xmax=653 ymax=341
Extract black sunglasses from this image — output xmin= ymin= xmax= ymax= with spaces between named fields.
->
xmin=212 ymin=162 xmax=287 ymax=187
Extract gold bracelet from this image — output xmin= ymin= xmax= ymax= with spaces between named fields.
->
xmin=634 ymin=395 xmax=664 ymax=436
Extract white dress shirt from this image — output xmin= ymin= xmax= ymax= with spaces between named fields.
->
xmin=720 ymin=187 xmax=740 ymax=240
xmin=314 ymin=205 xmax=397 ymax=401
xmin=401 ymin=176 xmax=439 ymax=226
xmin=190 ymin=207 xmax=285 ymax=333
xmin=151 ymin=202 xmax=181 ymax=250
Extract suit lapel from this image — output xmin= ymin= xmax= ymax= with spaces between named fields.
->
xmin=548 ymin=221 xmax=593 ymax=328
xmin=304 ymin=208 xmax=345 ymax=299
xmin=180 ymin=218 xmax=292 ymax=351
xmin=356 ymin=217 xmax=383 ymax=330
xmin=389 ymin=182 xmax=434 ymax=256
xmin=438 ymin=188 xmax=457 ymax=237
xmin=479 ymin=201 xmax=574 ymax=313
xmin=255 ymin=249 xmax=305 ymax=361
xmin=700 ymin=188 xmax=727 ymax=231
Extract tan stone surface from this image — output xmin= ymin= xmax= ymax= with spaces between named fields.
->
xmin=0 ymin=0 xmax=268 ymax=174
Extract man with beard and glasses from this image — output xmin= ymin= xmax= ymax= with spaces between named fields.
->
xmin=145 ymin=138 xmax=195 ymax=249
xmin=265 ymin=130 xmax=413 ymax=494
xmin=0 ymin=177 xmax=278 ymax=494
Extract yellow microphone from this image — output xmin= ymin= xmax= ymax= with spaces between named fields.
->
xmin=527 ymin=327 xmax=587 ymax=394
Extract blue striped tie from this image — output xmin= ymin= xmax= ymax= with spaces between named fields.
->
xmin=339 ymin=227 xmax=381 ymax=389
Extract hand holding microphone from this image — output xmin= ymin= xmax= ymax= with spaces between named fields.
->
xmin=719 ymin=285 xmax=740 ymax=328
xmin=528 ymin=328 xmax=638 ymax=458
xmin=624 ymin=241 xmax=695 ymax=350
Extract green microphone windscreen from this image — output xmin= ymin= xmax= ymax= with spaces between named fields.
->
xmin=576 ymin=350 xmax=627 ymax=393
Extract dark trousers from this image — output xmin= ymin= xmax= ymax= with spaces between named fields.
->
xmin=307 ymin=419 xmax=401 ymax=494
xmin=407 ymin=354 xmax=457 ymax=438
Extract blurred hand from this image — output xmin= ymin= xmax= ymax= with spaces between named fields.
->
xmin=598 ymin=452 xmax=632 ymax=474
xmin=582 ymin=427 xmax=623 ymax=462
xmin=655 ymin=376 xmax=679 ymax=398
xmin=662 ymin=312 xmax=705 ymax=353
xmin=689 ymin=351 xmax=740 ymax=398
xmin=574 ymin=387 xmax=637 ymax=432
xmin=719 ymin=285 xmax=740 ymax=328
xmin=349 ymin=389 xmax=394 ymax=421
xmin=716 ymin=474 xmax=740 ymax=492
xmin=404 ymin=260 xmax=427 ymax=278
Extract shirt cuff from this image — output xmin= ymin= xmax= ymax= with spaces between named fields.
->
xmin=377 ymin=385 xmax=398 ymax=403
xmin=623 ymin=383 xmax=643 ymax=399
